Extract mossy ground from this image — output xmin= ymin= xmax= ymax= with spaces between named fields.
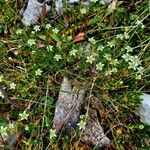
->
xmin=0 ymin=0 xmax=150 ymax=149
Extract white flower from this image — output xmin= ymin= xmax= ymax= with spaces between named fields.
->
xmin=125 ymin=46 xmax=133 ymax=53
xmin=45 ymin=23 xmax=51 ymax=30
xmin=135 ymin=74 xmax=142 ymax=80
xmin=33 ymin=25 xmax=40 ymax=32
xmin=54 ymin=54 xmax=62 ymax=61
xmin=0 ymin=91 xmax=4 ymax=98
xmin=10 ymin=82 xmax=16 ymax=90
xmin=137 ymin=66 xmax=144 ymax=74
xmin=35 ymin=69 xmax=43 ymax=76
xmin=16 ymin=29 xmax=23 ymax=34
xmin=47 ymin=45 xmax=53 ymax=52
xmin=107 ymin=41 xmax=115 ymax=48
xmin=27 ymin=39 xmax=36 ymax=46
xmin=86 ymin=55 xmax=95 ymax=64
xmin=0 ymin=126 xmax=8 ymax=137
xmin=128 ymin=61 xmax=138 ymax=70
xmin=110 ymin=59 xmax=119 ymax=66
xmin=116 ymin=34 xmax=124 ymax=40
xmin=14 ymin=51 xmax=19 ymax=55
xmin=80 ymin=8 xmax=87 ymax=14
xmin=69 ymin=48 xmax=78 ymax=56
xmin=31 ymin=31 xmax=35 ymax=34
xmin=111 ymin=67 xmax=118 ymax=73
xmin=0 ymin=75 xmax=3 ymax=82
xmin=96 ymin=62 xmax=104 ymax=71
xmin=52 ymin=28 xmax=59 ymax=34
xmin=49 ymin=129 xmax=57 ymax=139
xmin=97 ymin=45 xmax=104 ymax=51
xmin=19 ymin=111 xmax=29 ymax=120
xmin=88 ymin=37 xmax=96 ymax=45
xmin=124 ymin=32 xmax=129 ymax=39
xmin=25 ymin=125 xmax=29 ymax=131
xmin=105 ymin=70 xmax=112 ymax=76
xmin=122 ymin=53 xmax=132 ymax=62
xmin=104 ymin=54 xmax=111 ymax=61
xmin=77 ymin=120 xmax=86 ymax=130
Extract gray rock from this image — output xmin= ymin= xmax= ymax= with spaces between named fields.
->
xmin=81 ymin=107 xmax=110 ymax=148
xmin=138 ymin=93 xmax=150 ymax=125
xmin=21 ymin=0 xmax=112 ymax=26
xmin=52 ymin=77 xmax=85 ymax=132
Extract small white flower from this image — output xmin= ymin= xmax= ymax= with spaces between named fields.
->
xmin=111 ymin=67 xmax=118 ymax=73
xmin=31 ymin=31 xmax=35 ymax=34
xmin=14 ymin=51 xmax=19 ymax=55
xmin=52 ymin=28 xmax=59 ymax=34
xmin=128 ymin=61 xmax=139 ymax=70
xmin=45 ymin=23 xmax=51 ymax=30
xmin=25 ymin=125 xmax=29 ymax=131
xmin=135 ymin=74 xmax=142 ymax=80
xmin=107 ymin=41 xmax=115 ymax=48
xmin=124 ymin=32 xmax=129 ymax=39
xmin=105 ymin=70 xmax=112 ymax=76
xmin=97 ymin=45 xmax=104 ymax=51
xmin=35 ymin=69 xmax=43 ymax=76
xmin=96 ymin=62 xmax=104 ymax=71
xmin=77 ymin=120 xmax=86 ymax=130
xmin=0 ymin=91 xmax=4 ymax=98
xmin=125 ymin=46 xmax=133 ymax=53
xmin=10 ymin=82 xmax=16 ymax=89
xmin=80 ymin=8 xmax=87 ymax=14
xmin=88 ymin=37 xmax=96 ymax=45
xmin=86 ymin=55 xmax=95 ymax=64
xmin=27 ymin=39 xmax=36 ymax=46
xmin=49 ymin=129 xmax=57 ymax=139
xmin=110 ymin=59 xmax=119 ymax=66
xmin=139 ymin=125 xmax=144 ymax=129
xmin=0 ymin=126 xmax=8 ymax=137
xmin=0 ymin=75 xmax=3 ymax=82
xmin=47 ymin=45 xmax=53 ymax=52
xmin=33 ymin=25 xmax=40 ymax=32
xmin=69 ymin=48 xmax=78 ymax=56
xmin=54 ymin=54 xmax=62 ymax=61
xmin=137 ymin=66 xmax=144 ymax=74
xmin=122 ymin=53 xmax=132 ymax=62
xmin=104 ymin=54 xmax=111 ymax=61
xmin=116 ymin=34 xmax=124 ymax=40
xmin=19 ymin=111 xmax=29 ymax=120
xmin=16 ymin=29 xmax=23 ymax=34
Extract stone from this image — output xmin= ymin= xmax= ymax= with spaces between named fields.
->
xmin=21 ymin=0 xmax=112 ymax=26
xmin=138 ymin=93 xmax=150 ymax=125
xmin=52 ymin=77 xmax=85 ymax=132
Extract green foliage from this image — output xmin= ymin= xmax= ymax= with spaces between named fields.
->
xmin=0 ymin=0 xmax=150 ymax=149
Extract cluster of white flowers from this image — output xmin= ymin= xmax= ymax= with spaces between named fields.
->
xmin=122 ymin=54 xmax=141 ymax=71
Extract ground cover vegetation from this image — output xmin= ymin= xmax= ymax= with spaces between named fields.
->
xmin=0 ymin=0 xmax=150 ymax=149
